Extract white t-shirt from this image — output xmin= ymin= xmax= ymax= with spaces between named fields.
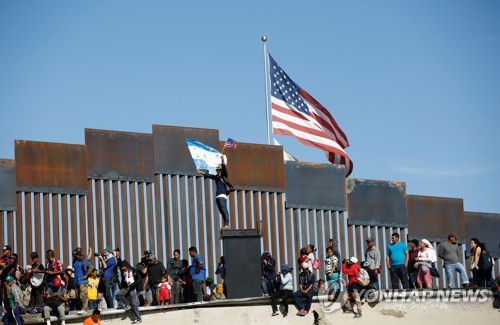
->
xmin=307 ymin=253 xmax=315 ymax=271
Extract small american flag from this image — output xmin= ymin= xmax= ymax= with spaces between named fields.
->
xmin=268 ymin=52 xmax=353 ymax=177
xmin=224 ymin=137 xmax=237 ymax=149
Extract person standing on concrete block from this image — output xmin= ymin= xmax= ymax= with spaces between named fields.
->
xmin=197 ymin=155 xmax=234 ymax=230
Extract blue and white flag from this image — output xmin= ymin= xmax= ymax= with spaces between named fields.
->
xmin=186 ymin=139 xmax=222 ymax=175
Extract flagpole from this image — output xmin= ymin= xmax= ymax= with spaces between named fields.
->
xmin=262 ymin=36 xmax=271 ymax=145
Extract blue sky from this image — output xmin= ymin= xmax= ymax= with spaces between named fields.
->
xmin=1 ymin=1 xmax=499 ymax=213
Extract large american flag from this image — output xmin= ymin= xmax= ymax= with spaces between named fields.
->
xmin=269 ymin=53 xmax=353 ymax=177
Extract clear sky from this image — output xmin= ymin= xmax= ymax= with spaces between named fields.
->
xmin=1 ymin=1 xmax=499 ymax=214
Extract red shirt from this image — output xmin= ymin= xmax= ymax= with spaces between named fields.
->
xmin=342 ymin=262 xmax=360 ymax=287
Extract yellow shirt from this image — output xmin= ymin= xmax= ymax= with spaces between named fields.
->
xmin=88 ymin=277 xmax=99 ymax=300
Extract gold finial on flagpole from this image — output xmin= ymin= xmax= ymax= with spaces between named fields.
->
xmin=261 ymin=36 xmax=267 ymax=42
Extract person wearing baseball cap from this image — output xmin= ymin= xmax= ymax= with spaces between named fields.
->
xmin=29 ymin=251 xmax=46 ymax=306
xmin=97 ymin=247 xmax=117 ymax=309
xmin=437 ymin=233 xmax=471 ymax=288
xmin=342 ymin=256 xmax=362 ymax=318
xmin=293 ymin=261 xmax=316 ymax=316
xmin=1 ymin=244 xmax=12 ymax=268
xmin=4 ymin=274 xmax=24 ymax=325
xmin=196 ymin=154 xmax=234 ymax=230
xmin=364 ymin=237 xmax=381 ymax=289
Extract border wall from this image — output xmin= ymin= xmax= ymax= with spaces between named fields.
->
xmin=1 ymin=124 xmax=499 ymax=290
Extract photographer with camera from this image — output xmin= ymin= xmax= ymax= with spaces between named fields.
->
xmin=97 ymin=247 xmax=116 ymax=309
xmin=144 ymin=251 xmax=166 ymax=306
xmin=341 ymin=257 xmax=362 ymax=318
xmin=136 ymin=252 xmax=152 ymax=306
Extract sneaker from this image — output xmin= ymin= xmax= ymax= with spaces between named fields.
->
xmin=131 ymin=320 xmax=142 ymax=324
xmin=77 ymin=311 xmax=84 ymax=315
xmin=272 ymin=311 xmax=279 ymax=316
xmin=343 ymin=309 xmax=353 ymax=314
xmin=283 ymin=312 xmax=288 ymax=317
xmin=296 ymin=309 xmax=307 ymax=316
xmin=124 ymin=305 xmax=131 ymax=311
xmin=462 ymin=283 xmax=472 ymax=288
xmin=354 ymin=313 xmax=362 ymax=318
xmin=222 ymin=225 xmax=231 ymax=230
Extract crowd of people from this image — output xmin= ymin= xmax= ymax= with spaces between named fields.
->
xmin=0 ymin=245 xmax=226 ymax=325
xmin=0 ymin=233 xmax=497 ymax=324
xmin=261 ymin=233 xmax=498 ymax=319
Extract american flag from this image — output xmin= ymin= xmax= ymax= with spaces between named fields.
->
xmin=223 ymin=137 xmax=237 ymax=149
xmin=268 ymin=53 xmax=353 ymax=177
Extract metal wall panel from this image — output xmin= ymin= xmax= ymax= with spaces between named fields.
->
xmin=0 ymin=159 xmax=16 ymax=211
xmin=85 ymin=129 xmax=154 ymax=182
xmin=284 ymin=161 xmax=346 ymax=210
xmin=346 ymin=179 xmax=408 ymax=227
xmin=221 ymin=142 xmax=285 ymax=193
xmin=407 ymin=195 xmax=465 ymax=243
xmin=15 ymin=141 xmax=87 ymax=195
xmin=464 ymin=211 xmax=500 ymax=258
xmin=152 ymin=125 xmax=220 ymax=175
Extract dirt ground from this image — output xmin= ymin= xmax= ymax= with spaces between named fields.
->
xmin=106 ymin=299 xmax=500 ymax=325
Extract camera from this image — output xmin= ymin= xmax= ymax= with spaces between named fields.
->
xmin=141 ymin=250 xmax=154 ymax=265
xmin=94 ymin=253 xmax=101 ymax=257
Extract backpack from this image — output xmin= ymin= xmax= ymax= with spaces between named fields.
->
xmin=312 ymin=258 xmax=321 ymax=270
xmin=23 ymin=285 xmax=32 ymax=306
xmin=356 ymin=268 xmax=370 ymax=286
xmin=479 ymin=250 xmax=493 ymax=271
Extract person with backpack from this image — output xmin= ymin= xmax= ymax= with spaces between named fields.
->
xmin=470 ymin=238 xmax=485 ymax=287
xmin=304 ymin=244 xmax=318 ymax=271
xmin=478 ymin=242 xmax=495 ymax=287
xmin=341 ymin=257 xmax=362 ymax=319
xmin=293 ymin=262 xmax=316 ymax=317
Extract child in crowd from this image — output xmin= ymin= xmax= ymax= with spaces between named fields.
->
xmin=88 ymin=268 xmax=99 ymax=310
xmin=305 ymin=244 xmax=317 ymax=271
xmin=157 ymin=275 xmax=171 ymax=305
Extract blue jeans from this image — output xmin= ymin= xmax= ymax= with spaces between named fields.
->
xmin=116 ymin=288 xmax=141 ymax=321
xmin=112 ymin=282 xmax=120 ymax=308
xmin=261 ymin=277 xmax=276 ymax=295
xmin=389 ymin=265 xmax=409 ymax=289
xmin=293 ymin=289 xmax=315 ymax=312
xmin=216 ymin=197 xmax=230 ymax=226
xmin=3 ymin=306 xmax=22 ymax=325
xmin=103 ymin=277 xmax=114 ymax=308
xmin=444 ymin=263 xmax=469 ymax=288
xmin=89 ymin=300 xmax=99 ymax=310
xmin=192 ymin=279 xmax=204 ymax=302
